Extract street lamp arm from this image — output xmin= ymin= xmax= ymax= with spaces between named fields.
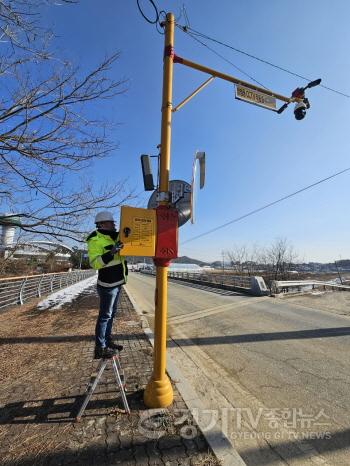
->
xmin=174 ymin=54 xmax=296 ymax=104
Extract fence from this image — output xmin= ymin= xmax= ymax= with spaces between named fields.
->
xmin=0 ymin=270 xmax=96 ymax=310
xmin=271 ymin=280 xmax=350 ymax=294
xmin=141 ymin=270 xmax=268 ymax=296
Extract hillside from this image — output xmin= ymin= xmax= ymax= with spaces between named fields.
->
xmin=172 ymin=256 xmax=209 ymax=266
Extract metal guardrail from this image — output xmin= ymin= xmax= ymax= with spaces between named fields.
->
xmin=139 ymin=270 xmax=350 ymax=296
xmin=271 ymin=280 xmax=350 ymax=294
xmin=140 ymin=270 xmax=268 ymax=296
xmin=0 ymin=270 xmax=96 ymax=310
xmin=168 ymin=271 xmax=252 ymax=287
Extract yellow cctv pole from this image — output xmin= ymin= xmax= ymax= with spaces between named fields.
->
xmin=144 ymin=12 xmax=174 ymax=408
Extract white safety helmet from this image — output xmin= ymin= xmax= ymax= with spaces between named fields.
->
xmin=95 ymin=210 xmax=115 ymax=224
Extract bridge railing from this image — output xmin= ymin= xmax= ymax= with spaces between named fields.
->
xmin=140 ymin=270 xmax=268 ymax=296
xmin=0 ymin=270 xmax=96 ymax=310
xmin=271 ymin=280 xmax=350 ymax=294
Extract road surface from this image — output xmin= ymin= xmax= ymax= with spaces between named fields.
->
xmin=126 ymin=272 xmax=350 ymax=466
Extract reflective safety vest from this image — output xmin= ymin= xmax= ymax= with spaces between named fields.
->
xmin=86 ymin=230 xmax=128 ymax=287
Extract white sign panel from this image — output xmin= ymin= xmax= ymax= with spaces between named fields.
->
xmin=235 ymin=85 xmax=276 ymax=111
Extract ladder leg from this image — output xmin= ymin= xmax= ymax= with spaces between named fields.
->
xmin=112 ymin=356 xmax=130 ymax=414
xmin=114 ymin=355 xmax=125 ymax=384
xmin=75 ymin=359 xmax=108 ymax=422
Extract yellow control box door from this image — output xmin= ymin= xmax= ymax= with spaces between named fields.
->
xmin=119 ymin=206 xmax=156 ymax=257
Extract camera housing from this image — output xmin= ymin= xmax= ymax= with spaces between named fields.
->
xmin=294 ymin=98 xmax=310 ymax=120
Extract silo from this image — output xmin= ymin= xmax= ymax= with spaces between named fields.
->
xmin=0 ymin=214 xmax=21 ymax=257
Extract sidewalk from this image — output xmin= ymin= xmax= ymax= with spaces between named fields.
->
xmin=0 ymin=281 xmax=219 ymax=466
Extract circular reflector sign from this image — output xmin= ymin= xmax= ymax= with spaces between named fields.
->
xmin=147 ymin=180 xmax=191 ymax=227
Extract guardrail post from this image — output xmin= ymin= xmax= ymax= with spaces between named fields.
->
xmin=37 ymin=275 xmax=44 ymax=297
xmin=50 ymin=275 xmax=54 ymax=292
xmin=19 ymin=277 xmax=27 ymax=305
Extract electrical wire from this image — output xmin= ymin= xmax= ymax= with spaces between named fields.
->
xmin=181 ymin=166 xmax=350 ymax=245
xmin=178 ymin=25 xmax=350 ymax=99
xmin=156 ymin=10 xmax=167 ymax=34
xmin=136 ymin=0 xmax=166 ymax=34
xmin=136 ymin=0 xmax=159 ymax=24
xmin=182 ymin=4 xmax=190 ymax=28
xmin=176 ymin=24 xmax=268 ymax=90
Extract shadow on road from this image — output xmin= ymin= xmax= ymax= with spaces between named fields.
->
xmin=0 ymin=333 xmax=143 ymax=345
xmin=2 ymin=327 xmax=350 ymax=347
xmin=239 ymin=428 xmax=350 ymax=465
xmin=171 ymin=326 xmax=350 ymax=346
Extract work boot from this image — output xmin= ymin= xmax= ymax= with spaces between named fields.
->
xmin=106 ymin=339 xmax=123 ymax=352
xmin=94 ymin=346 xmax=117 ymax=359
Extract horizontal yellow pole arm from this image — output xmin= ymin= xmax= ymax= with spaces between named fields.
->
xmin=174 ymin=55 xmax=295 ymax=103
xmin=172 ymin=76 xmax=215 ymax=112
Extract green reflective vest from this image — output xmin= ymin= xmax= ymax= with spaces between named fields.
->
xmin=86 ymin=230 xmax=128 ymax=287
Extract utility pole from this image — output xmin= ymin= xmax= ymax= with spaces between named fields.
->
xmin=144 ymin=12 xmax=175 ymax=408
xmin=142 ymin=12 xmax=321 ymax=409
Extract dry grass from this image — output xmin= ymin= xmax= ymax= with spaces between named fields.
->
xmin=286 ymin=290 xmax=350 ymax=317
xmin=0 ymin=293 xmax=97 ymax=386
xmin=0 ymin=289 xmax=98 ymax=464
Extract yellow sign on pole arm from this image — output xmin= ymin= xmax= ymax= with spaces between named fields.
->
xmin=235 ymin=84 xmax=277 ymax=111
xmin=119 ymin=206 xmax=156 ymax=257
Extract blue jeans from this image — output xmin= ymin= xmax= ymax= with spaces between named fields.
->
xmin=95 ymin=285 xmax=121 ymax=348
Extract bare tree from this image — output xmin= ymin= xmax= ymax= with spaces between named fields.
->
xmin=266 ymin=237 xmax=298 ymax=280
xmin=244 ymin=243 xmax=261 ymax=276
xmin=0 ymin=1 xmax=135 ymax=242
xmin=225 ymin=245 xmax=248 ymax=274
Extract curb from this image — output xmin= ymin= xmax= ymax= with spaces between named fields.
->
xmin=124 ymin=284 xmax=246 ymax=466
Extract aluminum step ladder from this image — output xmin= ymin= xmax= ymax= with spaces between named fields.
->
xmin=75 ymin=354 xmax=130 ymax=422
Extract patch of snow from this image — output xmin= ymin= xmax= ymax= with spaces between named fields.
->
xmin=37 ymin=275 xmax=97 ymax=310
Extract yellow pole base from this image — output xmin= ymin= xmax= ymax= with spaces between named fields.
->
xmin=144 ymin=375 xmax=173 ymax=408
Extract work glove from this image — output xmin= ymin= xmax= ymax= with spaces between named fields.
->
xmin=110 ymin=241 xmax=124 ymax=255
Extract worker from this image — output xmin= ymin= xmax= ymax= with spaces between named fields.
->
xmin=86 ymin=211 xmax=128 ymax=359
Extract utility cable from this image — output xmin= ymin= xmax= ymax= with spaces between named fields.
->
xmin=176 ymin=24 xmax=268 ymax=90
xmin=182 ymin=166 xmax=350 ymax=245
xmin=178 ymin=25 xmax=350 ymax=99
xmin=136 ymin=0 xmax=165 ymax=34
xmin=136 ymin=0 xmax=159 ymax=24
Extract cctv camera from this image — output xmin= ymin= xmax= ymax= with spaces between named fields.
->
xmin=294 ymin=98 xmax=310 ymax=121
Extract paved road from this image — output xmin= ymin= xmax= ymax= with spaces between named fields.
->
xmin=126 ymin=272 xmax=350 ymax=466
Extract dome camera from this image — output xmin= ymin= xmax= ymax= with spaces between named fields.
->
xmin=294 ymin=98 xmax=310 ymax=121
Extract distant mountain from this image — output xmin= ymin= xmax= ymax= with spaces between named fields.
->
xmin=173 ymin=256 xmax=209 ymax=266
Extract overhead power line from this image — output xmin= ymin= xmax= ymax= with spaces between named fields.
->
xmin=177 ymin=25 xmax=350 ymax=99
xmin=136 ymin=0 xmax=165 ymax=34
xmin=136 ymin=0 xmax=159 ymax=24
xmin=181 ymin=167 xmax=350 ymax=245
xmin=176 ymin=24 xmax=268 ymax=89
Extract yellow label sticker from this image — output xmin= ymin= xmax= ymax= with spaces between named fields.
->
xmin=131 ymin=217 xmax=154 ymax=247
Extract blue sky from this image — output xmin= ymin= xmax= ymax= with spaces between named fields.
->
xmin=43 ymin=1 xmax=350 ymax=263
